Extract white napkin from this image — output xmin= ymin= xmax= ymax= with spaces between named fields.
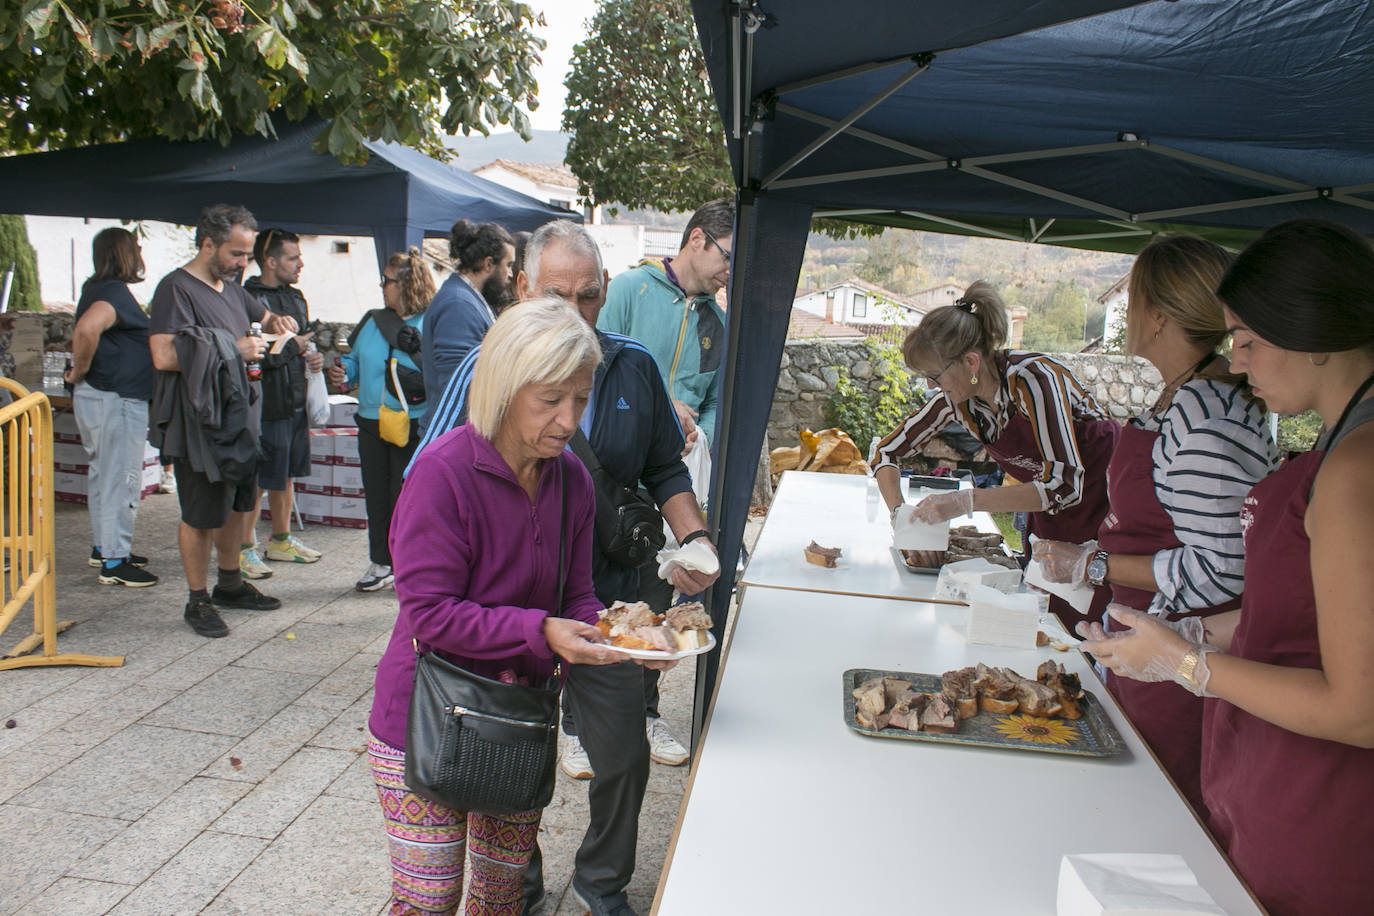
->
xmin=1025 ymin=535 xmax=1097 ymax=618
xmin=965 ymin=583 xmax=1040 ymax=648
xmin=1057 ymin=854 xmax=1225 ymax=916
xmin=656 ymin=540 xmax=721 ymax=583
xmin=891 ymin=501 xmax=951 ymax=551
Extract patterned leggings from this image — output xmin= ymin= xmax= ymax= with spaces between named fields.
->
xmin=368 ymin=735 xmax=542 ymax=916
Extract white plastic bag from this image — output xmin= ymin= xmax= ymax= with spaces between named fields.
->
xmin=306 ymin=368 xmax=330 ymax=428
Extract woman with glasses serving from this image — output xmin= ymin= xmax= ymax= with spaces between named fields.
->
xmin=873 ymin=280 xmax=1120 ymax=629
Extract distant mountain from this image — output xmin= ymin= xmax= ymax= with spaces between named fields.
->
xmin=441 ymin=129 xmax=569 ymax=169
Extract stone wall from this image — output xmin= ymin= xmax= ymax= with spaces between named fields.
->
xmin=1052 ymin=352 xmax=1163 ymax=419
xmin=767 ymin=339 xmax=882 ymax=450
xmin=766 ymin=339 xmax=1164 ymax=450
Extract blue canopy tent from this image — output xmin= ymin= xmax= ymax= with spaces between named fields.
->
xmin=0 ymin=118 xmax=578 ymax=269
xmin=690 ymin=0 xmax=1374 ymax=740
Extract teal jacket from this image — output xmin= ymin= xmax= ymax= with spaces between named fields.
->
xmin=597 ymin=257 xmax=724 ymax=447
xmin=341 ymin=311 xmax=428 ymax=421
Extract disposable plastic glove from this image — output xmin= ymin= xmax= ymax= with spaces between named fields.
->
xmin=1030 ymin=538 xmax=1097 ymax=583
xmin=912 ymin=488 xmax=974 ymax=523
xmin=1079 ymin=604 xmax=1217 ymax=697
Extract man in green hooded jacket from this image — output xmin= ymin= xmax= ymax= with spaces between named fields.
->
xmin=597 ymin=198 xmax=733 ymax=455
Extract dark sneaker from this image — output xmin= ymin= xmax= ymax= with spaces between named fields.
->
xmin=211 ymin=581 xmax=282 ymax=611
xmin=98 ymin=561 xmax=158 ymax=588
xmin=89 ymin=549 xmax=149 ymax=568
xmin=185 ymin=597 xmax=229 ymax=638
xmin=571 ymin=879 xmax=638 ymax=916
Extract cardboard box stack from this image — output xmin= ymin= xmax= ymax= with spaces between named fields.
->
xmin=52 ymin=408 xmax=161 ymax=505
xmin=274 ymin=423 xmax=366 ymax=529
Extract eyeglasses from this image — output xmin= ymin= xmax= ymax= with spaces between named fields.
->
xmin=703 ymin=228 xmax=731 ymax=264
xmin=923 ymin=360 xmax=958 ymax=386
xmin=379 ymin=276 xmax=399 ymax=288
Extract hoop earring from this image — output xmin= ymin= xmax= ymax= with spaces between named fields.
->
xmin=1308 ymin=353 xmax=1329 ymax=367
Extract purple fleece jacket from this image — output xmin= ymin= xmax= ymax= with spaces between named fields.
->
xmin=368 ymin=423 xmax=602 ymax=750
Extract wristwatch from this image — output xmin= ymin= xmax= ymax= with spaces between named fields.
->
xmin=1086 ymin=549 xmax=1110 ymax=587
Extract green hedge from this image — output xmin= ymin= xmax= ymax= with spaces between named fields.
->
xmin=0 ymin=215 xmax=41 ymax=311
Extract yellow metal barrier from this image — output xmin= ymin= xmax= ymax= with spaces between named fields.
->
xmin=0 ymin=377 xmax=122 ymax=670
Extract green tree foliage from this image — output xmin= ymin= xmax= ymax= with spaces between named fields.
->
xmin=856 ymin=232 xmax=929 ymax=295
xmin=1277 ymin=409 xmax=1322 ymax=454
xmin=562 ymin=0 xmax=730 ymax=212
xmin=1 ymin=1 xmax=545 ymax=163
xmin=824 ymin=340 xmax=924 ymax=452
xmin=1016 ymin=280 xmax=1105 ymax=353
xmin=0 ymin=215 xmax=42 ymax=311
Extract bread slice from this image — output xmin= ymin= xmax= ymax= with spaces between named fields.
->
xmin=804 ymin=541 xmax=842 ymax=567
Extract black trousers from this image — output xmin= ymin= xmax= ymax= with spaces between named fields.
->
xmin=564 ymin=659 xmax=651 ymax=896
xmin=354 ymin=415 xmax=419 ymax=566
xmin=561 ymin=570 xmax=675 ymax=736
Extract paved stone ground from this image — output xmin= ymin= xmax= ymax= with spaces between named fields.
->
xmin=1 ymin=492 xmax=714 ymax=916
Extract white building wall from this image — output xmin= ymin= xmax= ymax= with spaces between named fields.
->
xmin=1102 ymin=288 xmax=1129 ymax=348
xmin=586 ymin=225 xmax=644 ymax=278
xmin=27 ymin=215 xmax=383 ymax=322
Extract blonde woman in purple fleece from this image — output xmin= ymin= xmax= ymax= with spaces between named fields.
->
xmin=366 ymin=298 xmax=640 ymax=915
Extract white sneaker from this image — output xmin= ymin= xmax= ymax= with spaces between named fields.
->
xmin=239 ymin=547 xmax=273 ymax=580
xmin=646 ymin=716 xmax=689 ymax=766
xmin=159 ymin=467 xmax=177 ymax=493
xmin=560 ymin=733 xmax=594 ymax=779
xmin=355 ymin=562 xmax=393 ymax=592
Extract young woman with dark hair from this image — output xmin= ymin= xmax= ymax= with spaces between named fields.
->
xmin=65 ymin=227 xmax=158 ymax=587
xmin=873 ymin=280 xmax=1121 ymax=629
xmin=1081 ymin=219 xmax=1374 ymax=916
xmin=1033 ymin=235 xmax=1278 ymax=811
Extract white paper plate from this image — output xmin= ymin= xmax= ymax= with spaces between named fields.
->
xmin=603 ymin=630 xmax=717 ymax=660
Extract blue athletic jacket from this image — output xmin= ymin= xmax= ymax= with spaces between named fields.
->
xmin=409 ymin=330 xmax=692 ymax=603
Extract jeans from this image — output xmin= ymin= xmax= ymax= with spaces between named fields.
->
xmin=72 ymin=383 xmax=148 ymax=561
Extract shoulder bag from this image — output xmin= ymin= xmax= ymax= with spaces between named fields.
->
xmin=403 ymin=462 xmax=566 ymax=815
xmin=377 ymin=358 xmax=411 ymax=447
xmin=570 ymin=428 xmax=665 ymax=569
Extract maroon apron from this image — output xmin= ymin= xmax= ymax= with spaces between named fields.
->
xmin=1098 ymin=421 xmax=1239 ymax=815
xmin=981 ymin=409 xmax=1119 ymax=630
xmin=1202 ymin=450 xmax=1374 ymax=916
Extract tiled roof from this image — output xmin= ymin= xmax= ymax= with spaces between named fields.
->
xmin=787 ymin=309 xmax=866 ymax=340
xmin=472 ymin=159 xmax=578 ymax=190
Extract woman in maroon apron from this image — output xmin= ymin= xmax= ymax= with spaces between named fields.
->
xmin=872 ymin=280 xmax=1119 ymax=630
xmin=1081 ymin=219 xmax=1374 ymax=916
xmin=1033 ymin=236 xmax=1277 ymax=814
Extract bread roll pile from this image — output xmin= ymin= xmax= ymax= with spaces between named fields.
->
xmin=769 ymin=427 xmax=870 ymax=485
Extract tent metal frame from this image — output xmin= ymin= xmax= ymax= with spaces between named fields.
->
xmin=745 ymin=56 xmax=1374 ymax=245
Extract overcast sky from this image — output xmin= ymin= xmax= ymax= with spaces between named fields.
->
xmin=525 ymin=1 xmax=599 ymax=132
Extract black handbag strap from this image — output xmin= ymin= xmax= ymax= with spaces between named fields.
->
xmin=555 ymin=458 xmax=566 ymax=618
xmin=568 ymin=428 xmax=603 ymax=478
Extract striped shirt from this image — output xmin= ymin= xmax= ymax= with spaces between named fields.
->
xmin=874 ymin=350 xmax=1111 ymax=513
xmin=1140 ymin=377 xmax=1278 ymax=615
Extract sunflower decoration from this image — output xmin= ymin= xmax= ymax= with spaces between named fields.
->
xmin=991 ymin=714 xmax=1077 ymax=747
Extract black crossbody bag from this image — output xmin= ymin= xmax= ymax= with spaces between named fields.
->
xmin=570 ymin=428 xmax=665 ymax=569
xmin=404 ymin=463 xmax=565 ymax=815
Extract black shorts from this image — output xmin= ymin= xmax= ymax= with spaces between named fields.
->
xmin=174 ymin=458 xmax=259 ymax=530
xmin=258 ymin=411 xmax=311 ymax=491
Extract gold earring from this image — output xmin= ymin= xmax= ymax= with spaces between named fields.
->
xmin=970 ymin=375 xmax=979 ymax=385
